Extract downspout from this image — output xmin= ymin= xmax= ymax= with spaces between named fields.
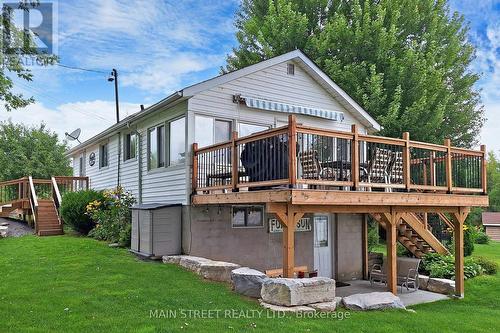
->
xmin=117 ymin=132 xmax=121 ymax=187
xmin=138 ymin=130 xmax=143 ymax=204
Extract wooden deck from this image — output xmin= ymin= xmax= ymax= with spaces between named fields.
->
xmin=0 ymin=176 xmax=89 ymax=236
xmin=191 ymin=115 xmax=488 ymax=297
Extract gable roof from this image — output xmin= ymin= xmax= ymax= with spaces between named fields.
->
xmin=182 ymin=50 xmax=380 ymax=132
xmin=67 ymin=50 xmax=380 ymax=155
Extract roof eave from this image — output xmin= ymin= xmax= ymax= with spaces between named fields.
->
xmin=66 ymin=91 xmax=184 ymax=156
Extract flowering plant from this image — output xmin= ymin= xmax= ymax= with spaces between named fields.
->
xmin=87 ymin=186 xmax=136 ymax=246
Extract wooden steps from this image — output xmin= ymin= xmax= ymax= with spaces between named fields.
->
xmin=371 ymin=212 xmax=449 ymax=258
xmin=36 ymin=200 xmax=63 ymax=236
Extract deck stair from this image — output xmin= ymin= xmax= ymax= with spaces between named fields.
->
xmin=36 ymin=199 xmax=63 ymax=236
xmin=371 ymin=212 xmax=449 ymax=258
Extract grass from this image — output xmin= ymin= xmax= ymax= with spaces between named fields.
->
xmin=1 ymin=236 xmax=499 ymax=333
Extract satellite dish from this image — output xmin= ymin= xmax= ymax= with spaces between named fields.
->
xmin=65 ymin=128 xmax=82 ymax=144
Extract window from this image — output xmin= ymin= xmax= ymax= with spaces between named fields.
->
xmin=195 ymin=115 xmax=232 ymax=148
xmin=99 ymin=143 xmax=108 ymax=168
xmin=287 ymin=63 xmax=295 ymax=75
xmin=232 ymin=206 xmax=264 ymax=228
xmin=169 ymin=117 xmax=186 ymax=165
xmin=148 ymin=125 xmax=165 ymax=169
xmin=238 ymin=122 xmax=269 ymax=137
xmin=124 ymin=133 xmax=137 ymax=161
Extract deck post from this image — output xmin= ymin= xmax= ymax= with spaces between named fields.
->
xmin=481 ymin=145 xmax=487 ymax=194
xmin=192 ymin=143 xmax=198 ymax=194
xmin=385 ymin=211 xmax=399 ymax=295
xmin=288 ymin=115 xmax=297 ymax=188
xmin=429 ymin=151 xmax=436 ymax=187
xmin=274 ymin=204 xmax=304 ymax=278
xmin=445 ymin=138 xmax=453 ymax=193
xmin=453 ymin=208 xmax=468 ymax=298
xmin=351 ymin=124 xmax=359 ymax=190
xmin=231 ymin=131 xmax=239 ymax=192
xmin=402 ymin=132 xmax=410 ymax=191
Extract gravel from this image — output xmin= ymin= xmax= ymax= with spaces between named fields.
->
xmin=0 ymin=218 xmax=33 ymax=237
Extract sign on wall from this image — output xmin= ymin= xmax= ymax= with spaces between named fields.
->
xmin=269 ymin=218 xmax=312 ymax=233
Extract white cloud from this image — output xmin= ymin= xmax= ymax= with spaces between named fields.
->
xmin=0 ymin=100 xmax=141 ymax=147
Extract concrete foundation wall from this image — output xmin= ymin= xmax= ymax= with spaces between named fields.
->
xmin=335 ymin=214 xmax=364 ymax=281
xmin=183 ymin=205 xmax=314 ymax=272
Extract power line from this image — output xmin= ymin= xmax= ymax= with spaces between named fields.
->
xmin=56 ymin=63 xmax=109 ymax=74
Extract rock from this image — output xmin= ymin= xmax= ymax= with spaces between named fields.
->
xmin=179 ymin=256 xmax=212 ymax=273
xmin=334 ymin=297 xmax=343 ymax=308
xmin=259 ymin=299 xmax=315 ymax=313
xmin=0 ymin=222 xmax=9 ymax=226
xmin=309 ymin=301 xmax=337 ymax=312
xmin=260 ymin=277 xmax=335 ymax=306
xmin=342 ymin=292 xmax=405 ymax=311
xmin=231 ymin=267 xmax=270 ymax=298
xmin=198 ymin=261 xmax=240 ymax=282
xmin=108 ymin=243 xmax=121 ymax=248
xmin=418 ymin=275 xmax=430 ymax=290
xmin=162 ymin=255 xmax=183 ymax=265
xmin=426 ymin=278 xmax=455 ymax=295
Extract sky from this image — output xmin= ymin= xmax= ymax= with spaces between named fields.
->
xmin=0 ymin=0 xmax=499 ymax=152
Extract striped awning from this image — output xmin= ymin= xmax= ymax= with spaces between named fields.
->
xmin=240 ymin=95 xmax=344 ymax=121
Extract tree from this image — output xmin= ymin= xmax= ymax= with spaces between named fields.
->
xmin=1 ymin=1 xmax=56 ymax=111
xmin=0 ymin=121 xmax=72 ymax=180
xmin=226 ymin=0 xmax=484 ymax=147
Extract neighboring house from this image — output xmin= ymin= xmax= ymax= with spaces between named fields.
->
xmin=67 ymin=50 xmax=488 ymax=297
xmin=482 ymin=212 xmax=500 ymax=241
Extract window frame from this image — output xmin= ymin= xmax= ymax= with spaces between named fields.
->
xmin=99 ymin=142 xmax=109 ymax=169
xmin=147 ymin=123 xmax=165 ymax=170
xmin=194 ymin=114 xmax=234 ymax=148
xmin=168 ymin=116 xmax=186 ymax=166
xmin=124 ymin=132 xmax=138 ymax=162
xmin=231 ymin=205 xmax=265 ymax=229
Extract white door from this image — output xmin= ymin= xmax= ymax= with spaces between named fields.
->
xmin=314 ymin=215 xmax=332 ymax=277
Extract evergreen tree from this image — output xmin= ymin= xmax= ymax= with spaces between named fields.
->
xmin=226 ymin=0 xmax=484 ymax=147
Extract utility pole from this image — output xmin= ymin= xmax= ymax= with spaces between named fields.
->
xmin=108 ymin=68 xmax=120 ymax=123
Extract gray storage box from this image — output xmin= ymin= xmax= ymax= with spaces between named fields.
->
xmin=131 ymin=203 xmax=182 ymax=257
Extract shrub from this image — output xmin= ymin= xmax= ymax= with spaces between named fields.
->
xmin=87 ymin=186 xmax=135 ymax=246
xmin=421 ymin=253 xmax=485 ymax=280
xmin=60 ymin=190 xmax=105 ymax=234
xmin=463 ymin=224 xmax=475 ymax=256
xmin=473 ymin=257 xmax=498 ymax=275
xmin=474 ymin=231 xmax=490 ymax=244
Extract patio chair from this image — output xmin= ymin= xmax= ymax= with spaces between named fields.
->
xmin=361 ymin=147 xmax=392 ymax=191
xmin=388 ymin=151 xmax=404 ymax=187
xmin=298 ymin=150 xmax=334 ymax=181
xmin=369 ymin=257 xmax=421 ymax=292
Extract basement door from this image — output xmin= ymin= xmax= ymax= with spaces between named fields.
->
xmin=313 ymin=215 xmax=332 ymax=277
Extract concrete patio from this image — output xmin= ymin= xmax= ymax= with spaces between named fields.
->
xmin=336 ymin=280 xmax=449 ymax=307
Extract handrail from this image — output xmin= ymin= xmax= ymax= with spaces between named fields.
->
xmin=51 ymin=177 xmax=62 ymax=208
xmin=28 ymin=176 xmax=39 ymax=231
xmin=191 ymin=115 xmax=487 ymax=195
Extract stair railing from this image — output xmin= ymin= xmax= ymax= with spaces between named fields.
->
xmin=28 ymin=176 xmax=39 ymax=233
xmin=51 ymin=177 xmax=63 ymax=226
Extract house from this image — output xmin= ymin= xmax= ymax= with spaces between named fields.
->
xmin=66 ymin=50 xmax=488 ymax=297
xmin=482 ymin=212 xmax=500 ymax=241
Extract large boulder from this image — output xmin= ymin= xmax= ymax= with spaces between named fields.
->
xmin=198 ymin=261 xmax=240 ymax=282
xmin=309 ymin=301 xmax=337 ymax=312
xmin=231 ymin=267 xmax=270 ymax=298
xmin=260 ymin=277 xmax=335 ymax=306
xmin=162 ymin=255 xmax=183 ymax=265
xmin=259 ymin=300 xmax=315 ymax=313
xmin=418 ymin=275 xmax=430 ymax=290
xmin=426 ymin=278 xmax=455 ymax=295
xmin=342 ymin=292 xmax=405 ymax=311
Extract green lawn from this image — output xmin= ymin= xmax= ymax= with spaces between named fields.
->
xmin=1 ymin=236 xmax=499 ymax=333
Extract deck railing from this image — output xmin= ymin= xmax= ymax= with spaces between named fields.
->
xmin=192 ymin=116 xmax=487 ymax=195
